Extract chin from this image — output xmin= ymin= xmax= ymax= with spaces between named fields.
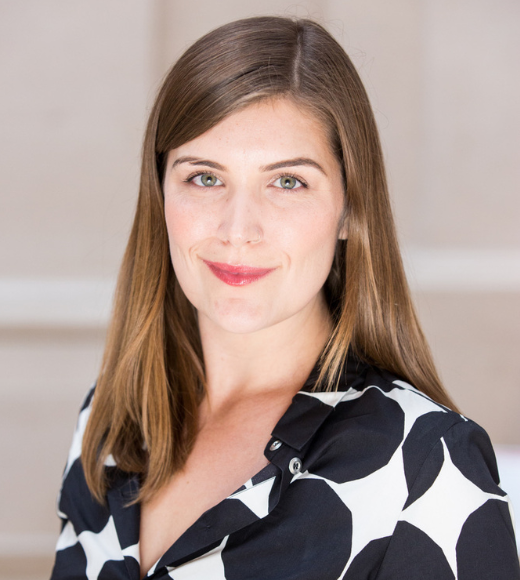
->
xmin=208 ymin=299 xmax=274 ymax=335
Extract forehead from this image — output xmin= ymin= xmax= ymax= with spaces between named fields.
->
xmin=170 ymin=98 xmax=336 ymax=163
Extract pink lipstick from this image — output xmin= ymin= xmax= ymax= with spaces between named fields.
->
xmin=203 ymin=260 xmax=275 ymax=286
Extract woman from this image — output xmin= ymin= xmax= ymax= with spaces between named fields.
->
xmin=51 ymin=16 xmax=519 ymax=580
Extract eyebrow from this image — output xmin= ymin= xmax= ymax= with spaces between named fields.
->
xmin=170 ymin=156 xmax=327 ymax=176
xmin=171 ymin=156 xmax=225 ymax=171
xmin=260 ymin=158 xmax=327 ymax=176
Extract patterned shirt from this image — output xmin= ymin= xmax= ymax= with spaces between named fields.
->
xmin=51 ymin=356 xmax=520 ymax=579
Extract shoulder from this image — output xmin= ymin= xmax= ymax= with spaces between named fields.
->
xmin=60 ymin=384 xmax=97 ymax=482
xmin=52 ymin=385 xmax=141 ymax=580
xmin=56 ymin=382 xmax=127 ymax=536
xmin=303 ymin=361 xmax=500 ymax=494
xmin=333 ymin=369 xmax=519 ymax=578
xmin=298 ymin=363 xmax=519 ymax=577
xmin=59 ymin=383 xmax=119 ymax=488
xmin=57 ymin=384 xmax=119 ymax=518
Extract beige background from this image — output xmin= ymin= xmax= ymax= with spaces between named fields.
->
xmin=1 ymin=1 xmax=519 ymax=578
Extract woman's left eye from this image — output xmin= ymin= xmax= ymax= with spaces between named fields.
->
xmin=273 ymin=176 xmax=305 ymax=190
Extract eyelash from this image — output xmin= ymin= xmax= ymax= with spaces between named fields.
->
xmin=272 ymin=172 xmax=308 ymax=189
xmin=184 ymin=171 xmax=223 ymax=186
xmin=184 ymin=171 xmax=308 ymax=190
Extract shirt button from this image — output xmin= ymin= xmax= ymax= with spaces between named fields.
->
xmin=270 ymin=439 xmax=282 ymax=451
xmin=289 ymin=457 xmax=302 ymax=474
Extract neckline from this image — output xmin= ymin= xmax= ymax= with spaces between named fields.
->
xmin=110 ymin=352 xmax=367 ymax=576
xmin=141 ymin=456 xmax=280 ymax=576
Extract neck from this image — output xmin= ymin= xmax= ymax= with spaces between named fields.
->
xmin=198 ymin=293 xmax=332 ymax=410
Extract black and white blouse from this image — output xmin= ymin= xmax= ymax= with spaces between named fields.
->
xmin=51 ymin=357 xmax=520 ymax=579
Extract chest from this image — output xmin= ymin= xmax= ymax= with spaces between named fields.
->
xmin=138 ymin=412 xmax=277 ymax=576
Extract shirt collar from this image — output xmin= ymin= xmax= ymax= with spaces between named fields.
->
xmin=267 ymin=352 xmax=370 ymax=453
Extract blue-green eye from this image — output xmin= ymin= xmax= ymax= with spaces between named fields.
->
xmin=274 ymin=176 xmax=304 ymax=189
xmin=191 ymin=173 xmax=222 ymax=187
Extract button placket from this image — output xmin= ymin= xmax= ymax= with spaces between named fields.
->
xmin=266 ymin=438 xmax=304 ymax=477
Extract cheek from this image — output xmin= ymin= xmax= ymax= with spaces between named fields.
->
xmin=164 ymin=198 xmax=211 ymax=255
xmin=283 ymin=205 xmax=342 ymax=281
xmin=164 ymin=202 xmax=204 ymax=291
xmin=164 ymin=200 xmax=210 ymax=307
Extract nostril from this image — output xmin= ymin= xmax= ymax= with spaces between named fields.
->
xmin=249 ymin=233 xmax=262 ymax=244
xmin=221 ymin=228 xmax=263 ymax=248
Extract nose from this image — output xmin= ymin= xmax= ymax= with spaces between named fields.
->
xmin=217 ymin=189 xmax=263 ymax=248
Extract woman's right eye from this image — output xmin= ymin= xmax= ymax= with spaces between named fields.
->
xmin=189 ymin=173 xmax=223 ymax=187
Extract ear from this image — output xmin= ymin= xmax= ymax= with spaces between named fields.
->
xmin=338 ymin=220 xmax=348 ymax=240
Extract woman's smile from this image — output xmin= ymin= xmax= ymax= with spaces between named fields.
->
xmin=202 ymin=260 xmax=277 ymax=286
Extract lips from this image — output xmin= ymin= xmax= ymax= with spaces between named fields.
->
xmin=203 ymin=260 xmax=275 ymax=286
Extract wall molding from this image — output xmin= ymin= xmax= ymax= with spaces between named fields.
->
xmin=403 ymin=247 xmax=520 ymax=293
xmin=1 ymin=248 xmax=519 ymax=328
xmin=0 ymin=278 xmax=115 ymax=328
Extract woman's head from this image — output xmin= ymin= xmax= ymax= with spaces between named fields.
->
xmin=140 ymin=16 xmax=387 ymax=335
xmin=83 ymin=16 xmax=456 ymax=503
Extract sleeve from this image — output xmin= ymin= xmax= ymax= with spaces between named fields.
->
xmin=375 ymin=418 xmax=520 ymax=580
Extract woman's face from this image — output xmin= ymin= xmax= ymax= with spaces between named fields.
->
xmin=163 ymin=98 xmax=347 ymax=337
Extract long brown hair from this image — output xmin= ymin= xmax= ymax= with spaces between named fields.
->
xmin=83 ymin=16 xmax=458 ymax=503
